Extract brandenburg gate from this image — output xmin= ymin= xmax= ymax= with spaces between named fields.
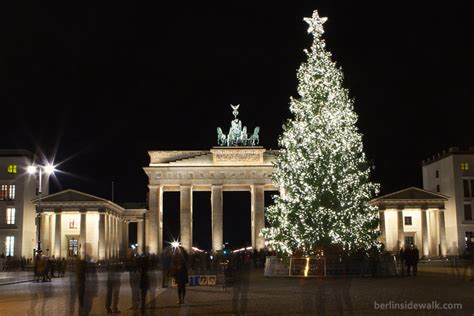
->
xmin=144 ymin=105 xmax=278 ymax=254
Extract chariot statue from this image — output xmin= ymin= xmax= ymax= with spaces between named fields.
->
xmin=216 ymin=104 xmax=260 ymax=147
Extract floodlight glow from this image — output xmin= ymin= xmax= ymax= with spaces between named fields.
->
xmin=27 ymin=166 xmax=37 ymax=174
xmin=44 ymin=164 xmax=55 ymax=174
xmin=171 ymin=241 xmax=180 ymax=248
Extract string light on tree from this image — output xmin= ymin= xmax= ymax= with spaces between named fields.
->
xmin=262 ymin=10 xmax=380 ymax=256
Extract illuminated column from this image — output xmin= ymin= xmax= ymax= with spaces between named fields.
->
xmin=439 ymin=209 xmax=447 ymax=257
xmin=79 ymin=211 xmax=87 ymax=258
xmin=122 ymin=221 xmax=128 ymax=256
xmin=251 ymin=184 xmax=265 ymax=250
xmin=98 ymin=211 xmax=106 ymax=260
xmin=379 ymin=210 xmax=386 ymax=246
xmin=112 ymin=216 xmax=117 ymax=258
xmin=429 ymin=209 xmax=438 ymax=256
xmin=397 ymin=209 xmax=404 ymax=251
xmin=54 ymin=212 xmax=62 ymax=257
xmin=211 ymin=185 xmax=223 ymax=252
xmin=137 ymin=221 xmax=143 ymax=254
xmin=180 ymin=185 xmax=193 ymax=251
xmin=116 ymin=217 xmax=120 ymax=256
xmin=148 ymin=185 xmax=163 ymax=254
xmin=106 ymin=214 xmax=111 ymax=259
xmin=40 ymin=214 xmax=50 ymax=253
xmin=421 ymin=209 xmax=429 ymax=258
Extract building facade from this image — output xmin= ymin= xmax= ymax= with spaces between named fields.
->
xmin=371 ymin=187 xmax=448 ymax=257
xmin=0 ymin=150 xmax=47 ymax=259
xmin=144 ymin=147 xmax=278 ymax=254
xmin=33 ymin=189 xmax=146 ymax=261
xmin=422 ymin=147 xmax=474 ymax=255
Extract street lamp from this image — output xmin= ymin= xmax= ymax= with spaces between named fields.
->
xmin=28 ymin=164 xmax=55 ymax=253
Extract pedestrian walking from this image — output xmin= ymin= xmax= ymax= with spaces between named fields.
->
xmin=168 ymin=246 xmax=189 ymax=305
xmin=106 ymin=260 xmax=122 ymax=314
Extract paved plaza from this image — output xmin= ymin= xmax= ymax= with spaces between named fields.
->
xmin=0 ymin=265 xmax=473 ymax=316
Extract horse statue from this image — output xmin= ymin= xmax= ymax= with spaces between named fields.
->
xmin=248 ymin=126 xmax=260 ymax=146
xmin=217 ymin=127 xmax=227 ymax=146
xmin=240 ymin=126 xmax=248 ymax=145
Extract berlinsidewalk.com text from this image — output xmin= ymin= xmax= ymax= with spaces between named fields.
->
xmin=374 ymin=301 xmax=463 ymax=311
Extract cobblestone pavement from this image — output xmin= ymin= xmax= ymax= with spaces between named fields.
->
xmin=0 ymin=267 xmax=473 ymax=316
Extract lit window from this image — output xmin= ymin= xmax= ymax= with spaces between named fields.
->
xmin=5 ymin=236 xmax=14 ymax=256
xmin=465 ymin=204 xmax=473 ymax=221
xmin=0 ymin=185 xmax=7 ymax=200
xmin=404 ymin=216 xmax=412 ymax=226
xmin=8 ymin=185 xmax=15 ymax=200
xmin=7 ymin=165 xmax=17 ymax=174
xmin=6 ymin=208 xmax=15 ymax=224
xmin=461 ymin=162 xmax=469 ymax=171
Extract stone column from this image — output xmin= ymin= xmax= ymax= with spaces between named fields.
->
xmin=211 ymin=185 xmax=223 ymax=252
xmin=429 ymin=209 xmax=438 ymax=256
xmin=147 ymin=185 xmax=163 ymax=254
xmin=251 ymin=185 xmax=265 ymax=250
xmin=106 ymin=214 xmax=111 ymax=259
xmin=54 ymin=212 xmax=62 ymax=257
xmin=98 ymin=212 xmax=106 ymax=260
xmin=137 ymin=221 xmax=143 ymax=254
xmin=112 ymin=216 xmax=117 ymax=258
xmin=379 ymin=210 xmax=386 ymax=246
xmin=114 ymin=216 xmax=119 ymax=257
xmin=438 ymin=209 xmax=447 ymax=257
xmin=41 ymin=213 xmax=51 ymax=254
xmin=180 ymin=185 xmax=193 ymax=251
xmin=118 ymin=217 xmax=122 ymax=257
xmin=421 ymin=209 xmax=429 ymax=258
xmin=79 ymin=211 xmax=87 ymax=259
xmin=397 ymin=209 xmax=404 ymax=251
xmin=122 ymin=221 xmax=128 ymax=256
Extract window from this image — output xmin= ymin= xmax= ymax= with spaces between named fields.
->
xmin=435 ymin=170 xmax=439 ymax=178
xmin=6 ymin=208 xmax=15 ymax=224
xmin=68 ymin=238 xmax=78 ymax=256
xmin=8 ymin=185 xmax=15 ymax=200
xmin=461 ymin=162 xmax=469 ymax=171
xmin=7 ymin=165 xmax=17 ymax=174
xmin=404 ymin=216 xmax=412 ymax=226
xmin=464 ymin=180 xmax=470 ymax=197
xmin=0 ymin=185 xmax=15 ymax=200
xmin=0 ymin=185 xmax=7 ymax=200
xmin=405 ymin=236 xmax=414 ymax=246
xmin=5 ymin=236 xmax=14 ymax=256
xmin=471 ymin=180 xmax=474 ymax=197
xmin=465 ymin=204 xmax=473 ymax=221
xmin=436 ymin=185 xmax=440 ymax=193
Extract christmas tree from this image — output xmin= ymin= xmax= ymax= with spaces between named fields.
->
xmin=262 ymin=10 xmax=380 ymax=256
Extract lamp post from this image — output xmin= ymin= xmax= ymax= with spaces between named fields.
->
xmin=28 ymin=164 xmax=55 ymax=253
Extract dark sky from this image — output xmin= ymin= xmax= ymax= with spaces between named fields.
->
xmin=1 ymin=2 xmax=473 ymax=246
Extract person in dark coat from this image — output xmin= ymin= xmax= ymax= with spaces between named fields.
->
xmin=161 ymin=247 xmax=172 ymax=288
xmin=105 ymin=260 xmax=122 ymax=314
xmin=138 ymin=255 xmax=150 ymax=313
xmin=169 ymin=246 xmax=189 ymax=305
xmin=399 ymin=247 xmax=406 ymax=276
xmin=412 ymin=245 xmax=419 ymax=276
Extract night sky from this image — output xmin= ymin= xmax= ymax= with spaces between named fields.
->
xmin=1 ymin=2 xmax=473 ymax=248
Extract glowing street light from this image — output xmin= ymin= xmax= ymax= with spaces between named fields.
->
xmin=28 ymin=163 xmax=56 ymax=253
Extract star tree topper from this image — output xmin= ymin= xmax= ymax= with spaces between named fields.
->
xmin=303 ymin=10 xmax=328 ymax=36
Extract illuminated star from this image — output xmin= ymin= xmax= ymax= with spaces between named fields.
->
xmin=303 ymin=10 xmax=328 ymax=35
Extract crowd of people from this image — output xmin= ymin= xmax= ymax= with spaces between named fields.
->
xmin=399 ymin=244 xmax=420 ymax=276
xmin=0 ymin=254 xmax=31 ymax=271
xmin=34 ymin=251 xmax=67 ymax=282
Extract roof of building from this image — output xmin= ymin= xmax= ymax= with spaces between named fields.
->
xmin=0 ymin=149 xmax=34 ymax=159
xmin=33 ymin=189 xmax=125 ymax=213
xmin=423 ymin=147 xmax=474 ymax=166
xmin=371 ymin=187 xmax=448 ymax=202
